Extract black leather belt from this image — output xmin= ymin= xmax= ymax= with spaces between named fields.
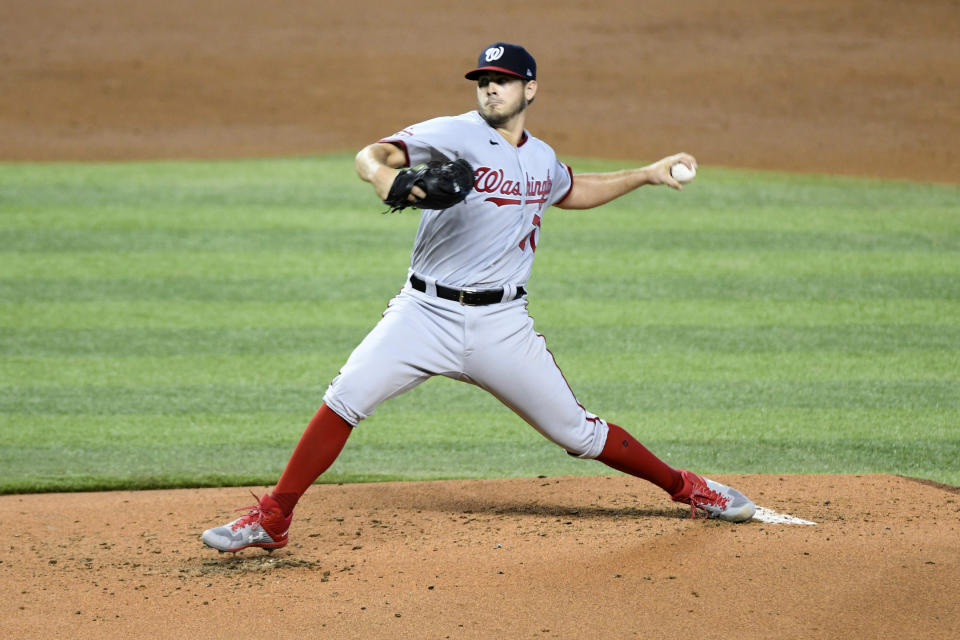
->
xmin=409 ymin=274 xmax=525 ymax=306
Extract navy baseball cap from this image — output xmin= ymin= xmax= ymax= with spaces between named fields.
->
xmin=465 ymin=42 xmax=536 ymax=81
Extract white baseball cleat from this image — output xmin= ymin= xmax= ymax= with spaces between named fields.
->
xmin=201 ymin=492 xmax=292 ymax=552
xmin=671 ymin=469 xmax=756 ymax=522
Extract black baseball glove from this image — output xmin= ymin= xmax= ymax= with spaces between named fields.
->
xmin=383 ymin=158 xmax=474 ymax=213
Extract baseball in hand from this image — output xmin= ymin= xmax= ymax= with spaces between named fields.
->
xmin=670 ymin=162 xmax=696 ymax=184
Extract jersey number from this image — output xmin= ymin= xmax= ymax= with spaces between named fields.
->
xmin=519 ymin=214 xmax=542 ymax=253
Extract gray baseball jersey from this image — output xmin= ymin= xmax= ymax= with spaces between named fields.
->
xmin=323 ymin=111 xmax=609 ymax=461
xmin=381 ymin=110 xmax=573 ymax=288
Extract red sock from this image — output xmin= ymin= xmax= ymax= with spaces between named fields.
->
xmin=596 ymin=423 xmax=684 ymax=495
xmin=270 ymin=404 xmax=353 ymax=516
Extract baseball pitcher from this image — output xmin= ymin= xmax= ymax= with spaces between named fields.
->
xmin=202 ymin=42 xmax=755 ymax=553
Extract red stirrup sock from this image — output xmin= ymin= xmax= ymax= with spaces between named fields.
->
xmin=270 ymin=404 xmax=353 ymax=517
xmin=596 ymin=423 xmax=684 ymax=495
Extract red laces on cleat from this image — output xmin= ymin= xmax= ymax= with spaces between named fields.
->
xmin=230 ymin=491 xmax=271 ymax=531
xmin=685 ymin=476 xmax=729 ymax=519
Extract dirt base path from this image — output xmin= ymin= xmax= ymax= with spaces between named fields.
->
xmin=3 ymin=475 xmax=958 ymax=639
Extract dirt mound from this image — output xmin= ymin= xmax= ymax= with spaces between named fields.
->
xmin=3 ymin=475 xmax=958 ymax=639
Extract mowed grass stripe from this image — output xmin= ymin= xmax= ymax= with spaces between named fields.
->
xmin=4 ymin=324 xmax=958 ymax=356
xmin=4 ymin=350 xmax=956 ymax=387
xmin=4 ymin=228 xmax=957 ymax=253
xmin=3 ymin=380 xmax=958 ymax=415
xmin=3 ymin=158 xmax=956 ymax=228
xmin=1 ymin=249 xmax=955 ymax=280
xmin=539 ymin=324 xmax=960 ymax=353
xmin=4 ymin=407 xmax=954 ymax=444
xmin=0 ymin=228 xmax=412 ymax=252
xmin=0 ymin=154 xmax=364 ymax=211
xmin=4 ymin=299 xmax=956 ymax=329
xmin=3 ymin=273 xmax=958 ymax=302
xmin=2 ymin=408 xmax=954 ymax=446
xmin=0 ymin=202 xmax=403 ymax=232
xmin=0 ymin=277 xmax=410 ymax=302
xmin=1 ymin=250 xmax=410 ymax=279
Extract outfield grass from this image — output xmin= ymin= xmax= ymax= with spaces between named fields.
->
xmin=1 ymin=155 xmax=957 ymax=492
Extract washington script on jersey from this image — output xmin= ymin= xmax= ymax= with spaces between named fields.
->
xmin=473 ymin=166 xmax=555 ymax=208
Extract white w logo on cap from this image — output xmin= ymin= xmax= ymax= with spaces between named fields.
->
xmin=484 ymin=46 xmax=505 ymax=62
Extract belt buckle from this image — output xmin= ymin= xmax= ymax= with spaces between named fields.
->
xmin=458 ymin=288 xmax=477 ymax=305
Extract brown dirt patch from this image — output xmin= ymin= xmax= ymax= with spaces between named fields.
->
xmin=3 ymin=2 xmax=959 ymax=639
xmin=2 ymin=0 xmax=958 ymax=182
xmin=3 ymin=475 xmax=959 ymax=639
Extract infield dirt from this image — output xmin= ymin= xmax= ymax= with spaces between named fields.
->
xmin=2 ymin=1 xmax=959 ymax=639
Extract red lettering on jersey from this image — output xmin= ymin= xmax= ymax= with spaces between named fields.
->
xmin=474 ymin=167 xmax=500 ymax=192
xmin=475 ymin=167 xmax=555 ymax=208
xmin=487 ymin=197 xmax=523 ymax=206
xmin=526 ymin=170 xmax=553 ymax=200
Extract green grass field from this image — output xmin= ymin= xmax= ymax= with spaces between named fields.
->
xmin=1 ymin=154 xmax=958 ymax=493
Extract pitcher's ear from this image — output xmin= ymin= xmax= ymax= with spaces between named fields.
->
xmin=525 ymin=80 xmax=538 ymax=101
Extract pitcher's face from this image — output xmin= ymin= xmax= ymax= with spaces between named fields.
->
xmin=476 ymin=73 xmax=536 ymax=127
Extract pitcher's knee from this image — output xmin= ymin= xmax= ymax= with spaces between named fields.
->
xmin=553 ymin=416 xmax=609 ymax=460
xmin=322 ymin=378 xmax=370 ymax=427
